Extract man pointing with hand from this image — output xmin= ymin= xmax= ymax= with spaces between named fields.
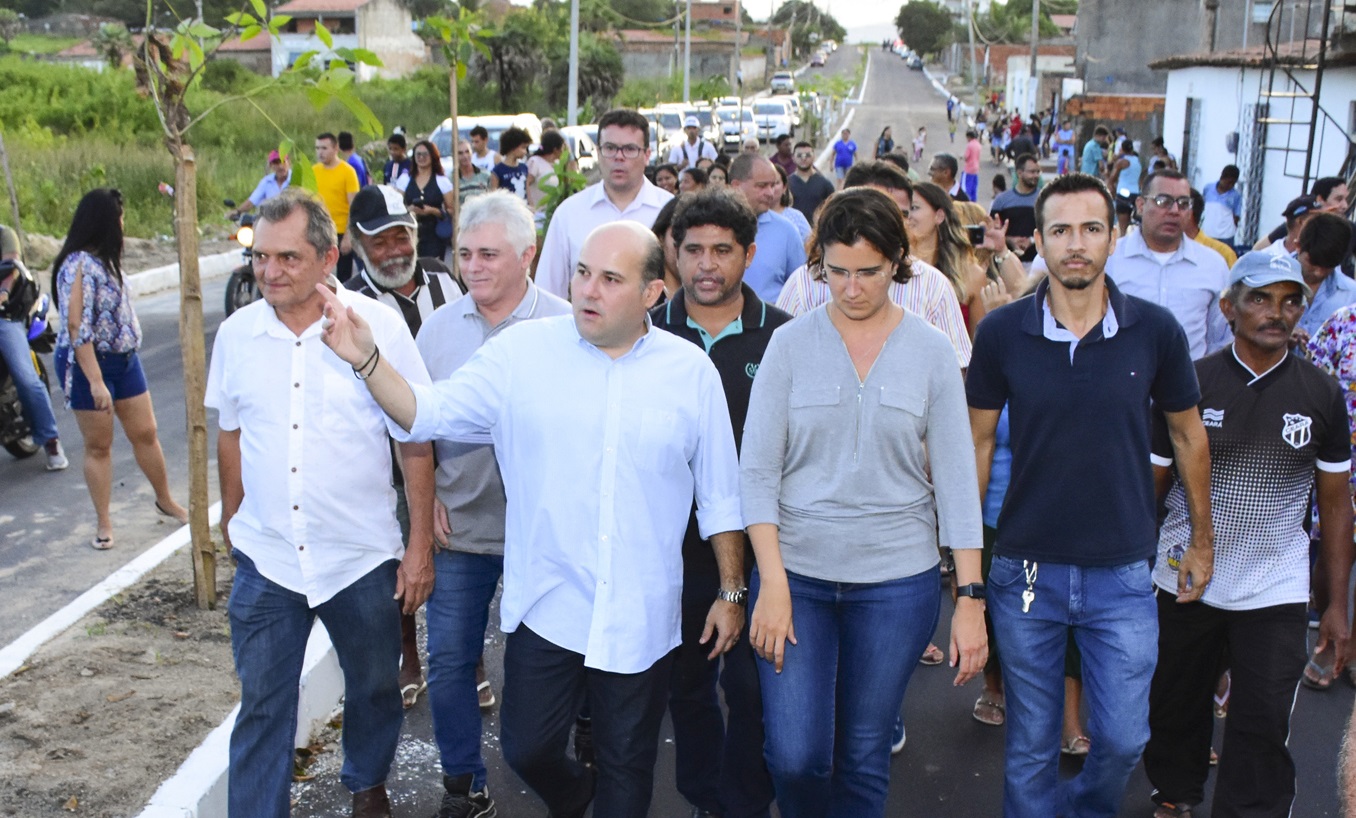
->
xmin=318 ymin=219 xmax=746 ymax=818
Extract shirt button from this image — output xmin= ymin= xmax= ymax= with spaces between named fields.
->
xmin=292 ymin=424 xmax=298 ymax=430
xmin=298 ymin=545 xmax=305 ymax=551
xmin=291 ymin=467 xmax=297 ymax=473
xmin=295 ymin=341 xmax=301 ymax=347
xmin=293 ymin=505 xmax=299 ymax=511
xmin=294 ymin=383 xmax=300 ymax=388
xmin=601 ymin=534 xmax=608 ymax=541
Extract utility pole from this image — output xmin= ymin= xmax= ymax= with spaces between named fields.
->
xmin=1028 ymin=0 xmax=1040 ymax=116
xmin=964 ymin=0 xmax=980 ymax=112
xmin=568 ymin=0 xmax=580 ymax=125
xmin=684 ymin=0 xmax=692 ymax=102
xmin=734 ymin=0 xmax=741 ymax=95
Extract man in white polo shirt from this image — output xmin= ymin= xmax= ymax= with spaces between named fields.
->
xmin=536 ymin=109 xmax=673 ymax=300
xmin=669 ymin=114 xmax=718 ymax=170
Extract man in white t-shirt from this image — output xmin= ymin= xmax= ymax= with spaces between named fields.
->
xmin=668 ymin=115 xmax=718 ymax=169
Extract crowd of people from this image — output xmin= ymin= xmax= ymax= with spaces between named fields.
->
xmin=7 ymin=87 xmax=1356 ymax=818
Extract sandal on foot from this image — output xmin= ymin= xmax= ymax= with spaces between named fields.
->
xmin=90 ymin=535 xmax=114 ymax=551
xmin=1214 ymin=671 xmax=1230 ymax=718
xmin=1302 ymin=656 xmax=1335 ymax=691
xmin=1060 ymin=735 xmax=1091 ymax=756
xmin=972 ymin=693 xmax=1005 ymax=726
xmin=400 ymin=679 xmax=426 ymax=709
xmin=155 ymin=501 xmax=189 ymax=525
xmin=919 ymin=643 xmax=944 ymax=666
xmin=477 ymin=679 xmax=497 ymax=709
xmin=1154 ymin=802 xmax=1193 ymax=818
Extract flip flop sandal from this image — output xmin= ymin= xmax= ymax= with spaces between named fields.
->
xmin=919 ymin=643 xmax=945 ymax=666
xmin=1302 ymin=657 xmax=1335 ymax=691
xmin=91 ymin=535 xmax=114 ymax=550
xmin=972 ymin=693 xmax=1005 ymax=726
xmin=1060 ymin=735 xmax=1091 ymax=756
xmin=400 ymin=680 xmax=426 ymax=709
xmin=154 ymin=501 xmax=189 ymax=525
xmin=1214 ymin=670 xmax=1230 ymax=718
xmin=477 ymin=680 xmax=497 ymax=710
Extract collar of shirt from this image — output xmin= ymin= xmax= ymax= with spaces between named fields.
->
xmin=1025 ymin=276 xmax=1127 ymax=363
xmin=252 ymin=294 xmax=325 ymax=340
xmin=1122 ymin=230 xmax=1195 ymax=267
xmin=567 ymin=309 xmax=659 ymax=360
xmin=458 ymin=278 xmax=544 ymax=327
xmin=1228 ymin=343 xmax=1291 ymax=386
xmin=585 ymin=178 xmax=671 ymax=218
xmin=661 ymin=282 xmax=770 ymax=334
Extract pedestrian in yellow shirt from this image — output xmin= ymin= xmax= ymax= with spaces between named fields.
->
xmin=314 ymin=132 xmax=361 ymax=281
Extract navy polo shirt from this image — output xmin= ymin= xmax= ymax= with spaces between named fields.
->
xmin=966 ymin=277 xmax=1200 ymax=566
xmin=652 ymin=284 xmax=791 ymax=575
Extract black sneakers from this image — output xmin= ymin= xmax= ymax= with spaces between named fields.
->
xmin=437 ymin=773 xmax=496 ymax=818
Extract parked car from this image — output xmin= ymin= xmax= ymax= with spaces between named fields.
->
xmin=430 ymin=113 xmax=543 ymax=160
xmin=908 ymin=55 xmax=924 ymax=70
xmin=558 ymin=125 xmax=600 ymax=183
xmin=770 ymin=71 xmax=795 ymax=94
xmin=810 ymin=51 xmax=826 ymax=67
xmin=716 ymin=105 xmax=757 ymax=152
xmin=771 ymin=94 xmax=802 ymax=128
xmin=753 ymin=99 xmax=794 ymax=141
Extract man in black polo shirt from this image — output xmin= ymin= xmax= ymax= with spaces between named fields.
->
xmin=967 ymin=173 xmax=1215 ymax=818
xmin=651 ymin=188 xmax=790 ymax=818
xmin=990 ymin=153 xmax=1040 ymax=262
xmin=1143 ymin=251 xmax=1353 ymax=818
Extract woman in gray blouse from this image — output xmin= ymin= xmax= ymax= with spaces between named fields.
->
xmin=740 ymin=188 xmax=988 ymax=817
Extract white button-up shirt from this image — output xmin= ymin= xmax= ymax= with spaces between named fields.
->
xmin=1105 ymin=230 xmax=1232 ymax=359
xmin=534 ymin=180 xmax=673 ymax=300
xmin=204 ymin=288 xmax=432 ymax=606
xmin=393 ymin=314 xmax=743 ymax=673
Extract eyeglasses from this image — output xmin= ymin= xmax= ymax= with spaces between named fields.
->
xmin=794 ymin=152 xmax=813 ymax=159
xmin=414 ymin=151 xmax=430 ymax=158
xmin=600 ymin=143 xmax=645 ymax=159
xmin=1148 ymin=194 xmax=1192 ymax=210
xmin=825 ymin=268 xmax=887 ymax=281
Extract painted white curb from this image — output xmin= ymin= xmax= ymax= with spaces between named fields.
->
xmin=126 ymin=250 xmax=242 ymax=298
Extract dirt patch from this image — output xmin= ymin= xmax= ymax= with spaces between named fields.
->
xmin=0 ymin=543 xmax=237 ymax=818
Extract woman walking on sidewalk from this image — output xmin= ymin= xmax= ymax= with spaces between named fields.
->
xmin=51 ymin=189 xmax=188 ymax=550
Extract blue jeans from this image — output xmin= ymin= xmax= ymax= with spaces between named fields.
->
xmin=988 ymin=555 xmax=1159 ymax=818
xmin=227 ymin=551 xmax=404 ymax=818
xmin=0 ymin=317 xmax=58 ymax=444
xmin=753 ymin=567 xmax=939 ymax=818
xmin=426 ymin=549 xmax=503 ymax=789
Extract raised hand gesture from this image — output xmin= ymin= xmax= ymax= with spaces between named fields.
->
xmin=316 ymin=284 xmax=375 ymax=368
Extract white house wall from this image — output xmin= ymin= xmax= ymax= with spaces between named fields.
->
xmin=357 ymin=0 xmax=426 ymax=79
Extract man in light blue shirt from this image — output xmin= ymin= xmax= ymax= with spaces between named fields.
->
xmin=316 ymin=220 xmax=746 ymax=818
xmin=229 ymin=150 xmax=290 ymax=218
xmin=1106 ymin=170 xmax=1232 ymax=358
xmin=1296 ymin=212 xmax=1356 ymax=339
xmin=1201 ymin=165 xmax=1243 ymax=244
xmin=728 ymin=153 xmax=808 ymax=302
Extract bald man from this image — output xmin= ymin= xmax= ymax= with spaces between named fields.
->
xmin=318 ymin=221 xmax=745 ymax=818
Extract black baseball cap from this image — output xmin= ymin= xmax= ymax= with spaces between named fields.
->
xmin=1282 ymin=195 xmax=1321 ymax=219
xmin=349 ymin=185 xmax=417 ymax=236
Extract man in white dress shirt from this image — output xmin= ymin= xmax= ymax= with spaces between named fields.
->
xmin=206 ymin=190 xmax=434 ymax=818
xmin=316 ymin=220 xmax=746 ymax=818
xmin=535 ymin=109 xmax=673 ymax=300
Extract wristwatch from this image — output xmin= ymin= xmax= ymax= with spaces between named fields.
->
xmin=717 ymin=587 xmax=749 ymax=607
xmin=956 ymin=583 xmax=987 ymax=601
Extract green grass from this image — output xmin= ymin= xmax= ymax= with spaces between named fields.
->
xmin=4 ymin=34 xmax=82 ymax=55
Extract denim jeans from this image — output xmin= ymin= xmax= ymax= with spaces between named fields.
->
xmin=0 ymin=317 xmax=58 ymax=444
xmin=988 ymin=555 xmax=1159 ymax=818
xmin=752 ymin=567 xmax=940 ymax=818
xmin=500 ymin=625 xmax=674 ymax=818
xmin=426 ymin=548 xmax=503 ymax=789
xmin=227 ymin=551 xmax=404 ymax=818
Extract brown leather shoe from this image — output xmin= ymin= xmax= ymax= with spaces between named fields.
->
xmin=352 ymin=785 xmax=392 ymax=818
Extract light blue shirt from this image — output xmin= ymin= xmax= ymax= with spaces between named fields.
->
xmin=745 ymin=210 xmax=807 ymax=303
xmin=247 ymin=170 xmax=291 ymax=206
xmin=1106 ymin=230 xmax=1232 ymax=359
xmin=779 ymin=206 xmax=813 ymax=242
xmin=394 ymin=314 xmax=743 ymax=673
xmin=1299 ymin=270 xmax=1356 ymax=336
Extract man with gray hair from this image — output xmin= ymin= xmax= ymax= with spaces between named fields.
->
xmin=206 ymin=189 xmax=433 ymax=818
xmin=727 ymin=153 xmax=806 ymax=302
xmin=414 ymin=190 xmax=571 ymax=817
xmin=345 ymin=184 xmax=462 ymax=709
xmin=315 ymin=219 xmax=745 ymax=818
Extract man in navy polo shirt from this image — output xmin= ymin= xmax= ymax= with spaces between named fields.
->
xmin=967 ymin=173 xmax=1216 ymax=818
xmin=651 ymin=187 xmax=790 ymax=818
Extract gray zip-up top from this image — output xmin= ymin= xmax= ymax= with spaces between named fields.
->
xmin=740 ymin=304 xmax=982 ymax=583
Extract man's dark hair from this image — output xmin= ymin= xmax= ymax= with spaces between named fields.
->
xmin=639 ymin=232 xmax=666 ymax=284
xmin=1190 ymin=188 xmax=1205 ymax=225
xmin=932 ymin=152 xmax=959 ymax=179
xmin=498 ymin=127 xmax=532 ymax=155
xmin=876 ymin=152 xmax=910 ymax=175
xmin=651 ymin=193 xmax=689 ymax=245
xmin=843 ymin=160 xmax=913 ymax=196
xmin=1094 ymin=125 xmax=1110 ymax=137
xmin=1299 ymin=212 xmax=1353 ymax=268
xmin=387 ymin=133 xmax=406 ymax=149
xmin=1312 ymin=176 xmax=1348 ymax=201
xmin=776 ymin=133 xmax=792 ymax=146
xmin=535 ymin=129 xmax=566 ymax=157
xmin=597 ymin=109 xmax=651 ymax=148
xmin=469 ymin=125 xmax=489 ymax=140
xmin=1143 ymin=168 xmax=1188 ymax=196
xmin=727 ymin=153 xmax=762 ymax=183
xmin=681 ymin=166 xmax=708 ymax=186
xmin=670 ymin=187 xmax=759 ymax=251
xmin=1034 ymin=172 xmax=1115 ymax=233
xmin=1014 ymin=152 xmax=1039 ymax=171
xmin=317 ymin=132 xmax=337 ymax=145
xmin=966 ymin=130 xmax=977 ymax=140
xmin=794 ymin=140 xmax=813 ymax=152
xmin=809 ymin=188 xmax=912 ymax=284
xmin=993 ymin=173 xmax=1008 ymax=193
xmin=1221 ymin=164 xmax=1240 ymax=180
xmin=337 ymin=131 xmax=356 ymax=151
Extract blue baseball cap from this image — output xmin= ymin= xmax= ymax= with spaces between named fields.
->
xmin=1229 ymin=250 xmax=1310 ymax=298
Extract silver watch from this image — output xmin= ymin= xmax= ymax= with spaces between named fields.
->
xmin=717 ymin=587 xmax=749 ymax=607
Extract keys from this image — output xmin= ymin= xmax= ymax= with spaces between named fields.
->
xmin=1021 ymin=588 xmax=1035 ymax=613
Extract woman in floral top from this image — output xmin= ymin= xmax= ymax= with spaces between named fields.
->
xmin=1304 ymin=304 xmax=1356 ymax=686
xmin=52 ymin=189 xmax=187 ymax=550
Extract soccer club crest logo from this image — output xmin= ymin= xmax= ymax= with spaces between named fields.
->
xmin=1281 ymin=413 xmax=1312 ymax=450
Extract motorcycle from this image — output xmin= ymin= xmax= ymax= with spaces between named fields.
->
xmin=0 ymin=266 xmax=55 ymax=459
xmin=221 ymin=199 xmax=257 ymax=316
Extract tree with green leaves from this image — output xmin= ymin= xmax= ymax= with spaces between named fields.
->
xmin=0 ymin=8 xmax=21 ymax=50
xmin=896 ymin=0 xmax=954 ymax=56
xmin=92 ymin=22 xmax=134 ymax=69
xmin=972 ymin=0 xmax=1076 ymax=43
xmin=546 ymin=32 xmax=622 ymax=113
xmin=475 ymin=8 xmax=553 ymax=112
xmin=133 ymin=0 xmax=385 ymax=608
